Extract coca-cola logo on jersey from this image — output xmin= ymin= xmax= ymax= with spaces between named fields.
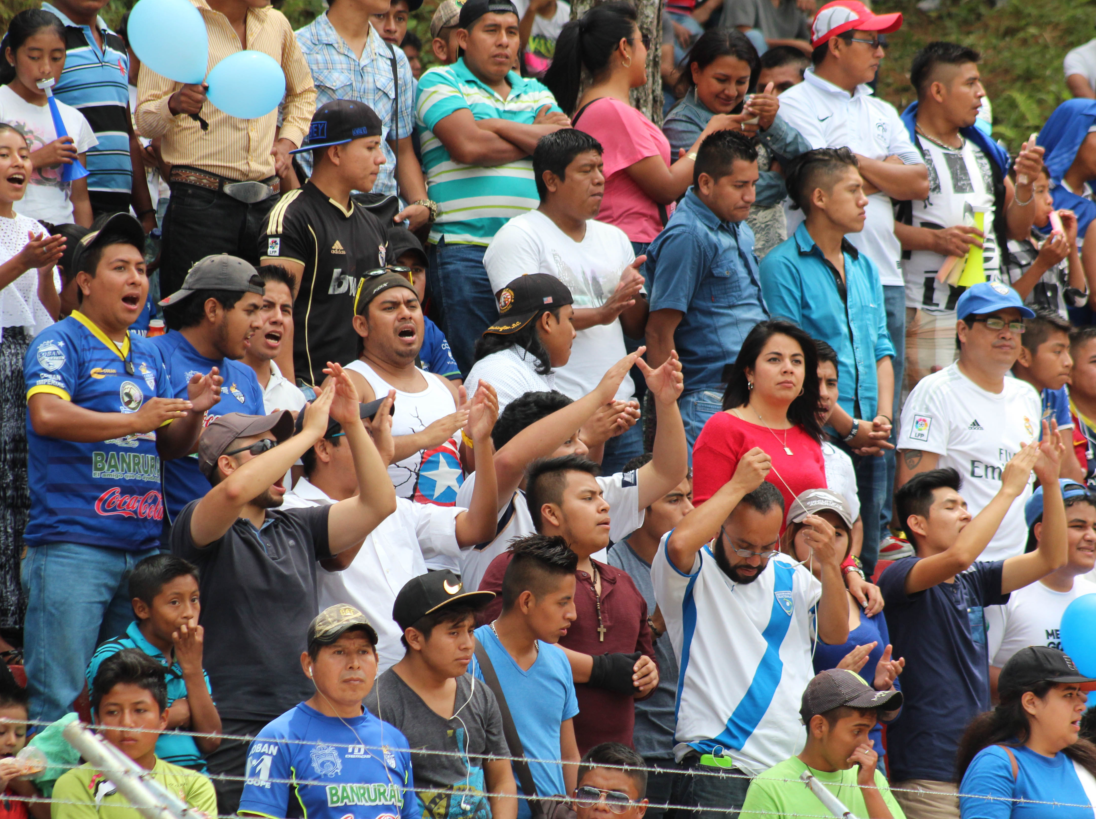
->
xmin=94 ymin=488 xmax=164 ymax=520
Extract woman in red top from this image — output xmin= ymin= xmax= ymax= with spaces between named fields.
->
xmin=693 ymin=319 xmax=826 ymax=524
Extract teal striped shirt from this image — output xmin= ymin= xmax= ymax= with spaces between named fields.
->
xmin=415 ymin=58 xmax=561 ymax=245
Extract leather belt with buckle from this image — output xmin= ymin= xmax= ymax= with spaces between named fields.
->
xmin=170 ymin=167 xmax=280 ymax=204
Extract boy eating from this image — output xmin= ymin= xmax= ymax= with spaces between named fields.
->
xmin=87 ymin=554 xmax=221 ymax=771
xmin=740 ymin=669 xmax=904 ymax=819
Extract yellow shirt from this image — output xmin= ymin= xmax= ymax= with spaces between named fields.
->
xmin=51 ymin=757 xmax=218 ymax=819
xmin=135 ymin=0 xmax=316 ymax=182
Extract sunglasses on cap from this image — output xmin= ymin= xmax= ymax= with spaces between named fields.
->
xmin=352 ymin=266 xmax=416 ymax=316
xmin=224 ymin=438 xmax=279 ymax=458
xmin=573 ymin=786 xmax=633 ymax=814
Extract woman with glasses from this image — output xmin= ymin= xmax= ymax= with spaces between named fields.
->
xmin=692 ymin=320 xmax=826 ymax=531
xmin=957 ymin=647 xmax=1096 ymax=819
xmin=782 ymin=488 xmax=905 ymax=776
xmin=542 ymin=1 xmax=738 ymax=255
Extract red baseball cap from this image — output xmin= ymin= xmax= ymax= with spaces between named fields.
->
xmin=810 ymin=0 xmax=902 ymax=48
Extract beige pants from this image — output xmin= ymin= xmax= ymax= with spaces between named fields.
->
xmin=905 ymin=308 xmax=960 ymax=397
xmin=891 ymin=779 xmax=960 ymax=819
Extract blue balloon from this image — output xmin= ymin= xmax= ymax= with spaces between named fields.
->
xmin=1059 ymin=593 xmax=1096 ymax=676
xmin=127 ymin=0 xmax=208 ymax=85
xmin=206 ymin=52 xmax=286 ymax=120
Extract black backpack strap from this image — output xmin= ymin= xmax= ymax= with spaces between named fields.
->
xmin=474 ymin=638 xmax=539 ymax=799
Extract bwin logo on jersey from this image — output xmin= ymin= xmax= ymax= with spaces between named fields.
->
xmin=311 ymin=743 xmax=343 ymax=778
xmin=775 ymin=590 xmax=793 ymax=615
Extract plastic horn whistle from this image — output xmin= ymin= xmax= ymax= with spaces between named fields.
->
xmin=1050 ymin=210 xmax=1065 ymax=235
xmin=36 ymin=78 xmax=89 ymax=183
xmin=1018 ymin=132 xmax=1038 ymax=187
xmin=957 ymin=207 xmax=988 ymax=288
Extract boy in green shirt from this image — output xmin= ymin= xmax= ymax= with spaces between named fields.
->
xmin=51 ymin=650 xmax=217 ymax=819
xmin=741 ymin=669 xmax=905 ymax=819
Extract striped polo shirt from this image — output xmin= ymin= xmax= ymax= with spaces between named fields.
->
xmin=43 ymin=3 xmax=133 ymax=215
xmin=415 ymin=58 xmax=561 ymax=246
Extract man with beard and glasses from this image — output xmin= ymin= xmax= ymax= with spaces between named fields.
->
xmin=170 ymin=365 xmax=396 ymax=814
xmin=652 ymin=448 xmax=849 ymax=819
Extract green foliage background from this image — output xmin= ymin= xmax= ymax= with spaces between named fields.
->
xmin=1 ymin=0 xmax=1094 ymax=150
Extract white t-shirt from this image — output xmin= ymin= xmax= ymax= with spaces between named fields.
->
xmin=1065 ymin=39 xmax=1096 ymax=89
xmin=653 ymin=543 xmax=822 ymax=774
xmin=285 ymin=479 xmax=463 ymax=673
xmin=822 ymin=441 xmax=861 ymax=523
xmin=986 ymin=577 xmax=1096 ymax=668
xmin=457 ymin=467 xmax=645 ymax=592
xmin=464 ymin=345 xmax=555 ymax=415
xmin=898 ymin=362 xmax=1042 ymax=562
xmin=904 ymin=137 xmax=999 ymax=314
xmin=779 ymin=68 xmax=924 ymax=288
xmin=483 ymin=210 xmax=637 ymax=403
xmin=0 ymin=85 xmax=97 ymax=226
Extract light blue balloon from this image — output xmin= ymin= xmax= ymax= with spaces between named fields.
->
xmin=127 ymin=0 xmax=208 ymax=85
xmin=1059 ymin=593 xmax=1096 ymax=677
xmin=206 ymin=52 xmax=286 ymax=120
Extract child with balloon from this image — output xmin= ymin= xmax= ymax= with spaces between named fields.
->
xmin=0 ymin=10 xmax=95 ymax=228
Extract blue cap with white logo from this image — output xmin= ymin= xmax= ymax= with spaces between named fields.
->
xmin=1025 ymin=479 xmax=1091 ymax=530
xmin=955 ymin=281 xmax=1036 ymax=321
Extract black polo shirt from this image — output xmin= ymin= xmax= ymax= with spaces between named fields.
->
xmin=259 ymin=182 xmax=388 ymax=386
xmin=170 ymin=499 xmax=331 ymax=722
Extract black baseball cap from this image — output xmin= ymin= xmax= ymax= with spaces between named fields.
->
xmin=800 ymin=668 xmax=903 ymax=723
xmin=393 ymin=571 xmax=495 ymax=632
xmin=388 ymin=226 xmax=427 ymax=268
xmin=998 ymin=647 xmax=1096 ymax=700
xmin=484 ymin=273 xmax=574 ymax=336
xmin=293 ymin=397 xmax=395 ymax=439
xmin=291 ymin=100 xmax=384 ymax=154
xmin=71 ymin=213 xmax=145 ymax=277
xmin=458 ymin=0 xmax=519 ymax=29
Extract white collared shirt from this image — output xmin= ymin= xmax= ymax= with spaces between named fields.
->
xmin=779 ymin=67 xmax=924 ymax=287
xmin=285 ymin=478 xmax=463 ymax=673
xmin=260 ymin=360 xmax=306 ymax=415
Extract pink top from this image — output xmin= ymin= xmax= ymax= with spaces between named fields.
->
xmin=574 ymin=96 xmax=673 ymax=243
xmin=692 ymin=411 xmax=827 ymax=530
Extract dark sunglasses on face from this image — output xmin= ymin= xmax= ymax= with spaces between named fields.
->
xmin=574 ymin=786 xmax=632 ymax=814
xmin=224 ymin=438 xmax=279 ymax=458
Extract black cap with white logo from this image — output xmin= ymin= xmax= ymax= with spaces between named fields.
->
xmin=998 ymin=646 xmax=1096 ymax=700
xmin=800 ymin=668 xmax=903 ymax=723
xmin=392 ymin=570 xmax=495 ymax=632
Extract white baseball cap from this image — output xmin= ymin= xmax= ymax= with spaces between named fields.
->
xmin=810 ymin=0 xmax=903 ymax=48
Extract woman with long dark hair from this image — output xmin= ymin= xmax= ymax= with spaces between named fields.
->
xmin=542 ymin=1 xmax=736 ymax=252
xmin=692 ymin=320 xmax=826 ymax=525
xmin=663 ymin=29 xmax=811 ymax=257
xmin=957 ymin=646 xmax=1096 ymax=818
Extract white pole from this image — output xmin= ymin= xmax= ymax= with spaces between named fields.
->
xmin=799 ymin=770 xmax=856 ymax=819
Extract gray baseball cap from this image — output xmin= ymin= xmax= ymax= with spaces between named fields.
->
xmin=785 ymin=488 xmax=855 ymax=529
xmin=197 ymin=411 xmax=295 ymax=479
xmin=800 ymin=668 xmax=903 ymax=723
xmin=159 ymin=255 xmax=265 ymax=307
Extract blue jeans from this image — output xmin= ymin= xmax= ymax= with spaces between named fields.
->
xmin=434 ymin=238 xmax=497 ymax=375
xmin=689 ymin=760 xmax=752 ymax=819
xmin=882 ymin=285 xmax=905 ymax=548
xmin=603 ymin=420 xmax=645 ymax=476
xmin=644 ymin=758 xmax=693 ymax=819
xmin=838 ymin=438 xmax=887 ymax=578
xmin=22 ymin=543 xmax=155 ymax=727
xmin=681 ymin=389 xmax=724 ymax=463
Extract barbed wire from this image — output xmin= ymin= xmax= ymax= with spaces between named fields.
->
xmin=13 ymin=718 xmax=1095 ymax=812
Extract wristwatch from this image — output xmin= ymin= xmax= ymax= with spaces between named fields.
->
xmin=413 ymin=199 xmax=438 ymax=223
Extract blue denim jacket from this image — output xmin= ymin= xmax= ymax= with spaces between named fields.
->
xmin=760 ymin=223 xmax=895 ymax=419
xmin=645 ymin=189 xmax=769 ymax=392
xmin=662 ymin=90 xmax=813 ymax=207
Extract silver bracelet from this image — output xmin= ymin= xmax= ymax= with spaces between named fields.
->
xmin=1013 ymin=186 xmax=1034 ymax=207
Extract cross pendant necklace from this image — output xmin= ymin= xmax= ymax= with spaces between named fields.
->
xmin=592 ymin=565 xmax=606 ymax=642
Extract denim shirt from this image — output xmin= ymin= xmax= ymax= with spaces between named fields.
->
xmin=662 ymin=90 xmax=812 ymax=207
xmin=645 ymin=188 xmax=769 ymax=392
xmin=760 ymin=223 xmax=895 ymax=419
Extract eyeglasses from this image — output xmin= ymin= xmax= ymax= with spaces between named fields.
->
xmin=352 ymin=266 xmax=415 ymax=316
xmin=847 ymin=36 xmax=883 ymax=49
xmin=969 ymin=316 xmax=1026 ymax=334
xmin=224 ymin=438 xmax=279 ymax=458
xmin=721 ymin=526 xmax=780 ymax=560
xmin=574 ymin=787 xmax=633 ymax=814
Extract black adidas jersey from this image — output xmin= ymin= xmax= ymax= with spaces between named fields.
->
xmin=260 ymin=183 xmax=388 ymax=386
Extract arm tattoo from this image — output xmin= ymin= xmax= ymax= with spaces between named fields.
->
xmin=903 ymin=450 xmax=923 ymax=469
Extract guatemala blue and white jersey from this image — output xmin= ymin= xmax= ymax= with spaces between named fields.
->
xmin=239 ymin=703 xmax=417 ymax=819
xmin=652 ymin=536 xmax=821 ymax=776
xmin=150 ymin=330 xmax=264 ymax=521
xmin=24 ymin=311 xmax=172 ymax=550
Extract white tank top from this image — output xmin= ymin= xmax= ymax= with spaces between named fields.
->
xmin=345 ymin=359 xmax=463 ymax=505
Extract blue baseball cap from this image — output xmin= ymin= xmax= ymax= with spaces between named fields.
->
xmin=955 ymin=281 xmax=1036 ymax=321
xmin=1025 ymin=479 xmax=1091 ymax=529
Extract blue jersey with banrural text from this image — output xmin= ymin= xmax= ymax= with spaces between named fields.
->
xmin=24 ymin=311 xmax=172 ymax=550
xmin=239 ymin=703 xmax=417 ymax=819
